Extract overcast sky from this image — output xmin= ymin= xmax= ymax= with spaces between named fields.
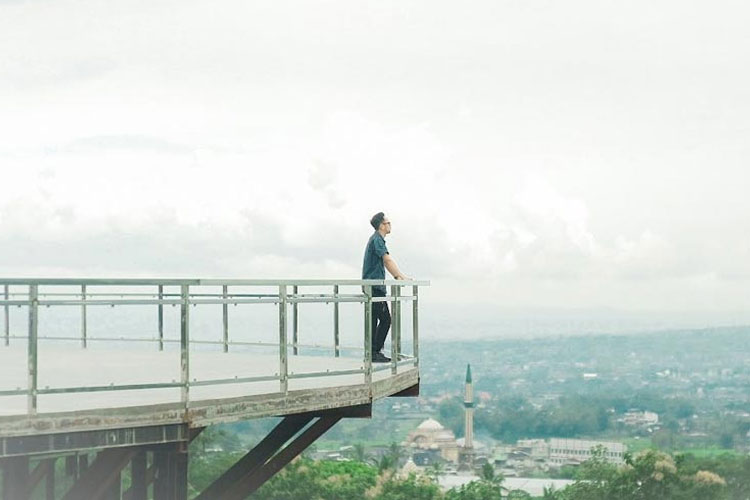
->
xmin=1 ymin=0 xmax=749 ymax=324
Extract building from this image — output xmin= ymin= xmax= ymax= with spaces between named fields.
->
xmin=464 ymin=364 xmax=474 ymax=450
xmin=403 ymin=365 xmax=481 ymax=467
xmin=458 ymin=364 xmax=476 ymax=468
xmin=548 ymin=438 xmax=627 ymax=466
xmin=623 ymin=410 xmax=659 ymax=427
xmin=404 ymin=418 xmax=460 ymax=463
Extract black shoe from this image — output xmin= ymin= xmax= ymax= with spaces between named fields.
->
xmin=372 ymin=351 xmax=391 ymax=363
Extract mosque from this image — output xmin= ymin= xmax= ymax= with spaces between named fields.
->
xmin=403 ymin=364 xmax=480 ymax=467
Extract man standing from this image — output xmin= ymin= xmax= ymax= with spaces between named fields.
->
xmin=362 ymin=212 xmax=409 ymax=363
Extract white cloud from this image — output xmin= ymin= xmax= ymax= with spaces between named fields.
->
xmin=1 ymin=0 xmax=750 ymax=317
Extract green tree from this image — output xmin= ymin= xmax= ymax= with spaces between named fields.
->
xmin=425 ymin=461 xmax=444 ymax=483
xmin=445 ymin=480 xmax=504 ymax=500
xmin=353 ymin=442 xmax=368 ymax=462
xmin=479 ymin=463 xmax=503 ymax=485
xmin=559 ymin=448 xmax=729 ymax=500
xmin=250 ymin=459 xmax=378 ymax=500
xmin=374 ymin=473 xmax=443 ymax=500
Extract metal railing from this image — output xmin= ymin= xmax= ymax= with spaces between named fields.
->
xmin=0 ymin=278 xmax=428 ymax=417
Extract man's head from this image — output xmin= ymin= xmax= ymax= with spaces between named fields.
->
xmin=370 ymin=212 xmax=391 ymax=235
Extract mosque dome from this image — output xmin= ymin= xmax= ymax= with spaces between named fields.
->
xmin=416 ymin=418 xmax=445 ymax=431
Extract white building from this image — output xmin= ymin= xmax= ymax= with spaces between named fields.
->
xmin=623 ymin=410 xmax=659 ymax=427
xmin=548 ymin=438 xmax=627 ymax=466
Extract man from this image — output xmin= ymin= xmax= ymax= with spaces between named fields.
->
xmin=362 ymin=212 xmax=409 ymax=363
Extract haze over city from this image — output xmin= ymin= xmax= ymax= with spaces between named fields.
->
xmin=2 ymin=0 xmax=750 ymax=331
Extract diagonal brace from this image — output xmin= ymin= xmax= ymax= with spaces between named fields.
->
xmin=224 ymin=414 xmax=342 ymax=500
xmin=194 ymin=414 xmax=313 ymax=500
xmin=62 ymin=448 xmax=136 ymax=500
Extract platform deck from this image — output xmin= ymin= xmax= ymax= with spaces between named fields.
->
xmin=0 ymin=345 xmax=417 ymax=442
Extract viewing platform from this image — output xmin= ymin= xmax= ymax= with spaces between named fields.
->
xmin=0 ymin=278 xmax=428 ymax=499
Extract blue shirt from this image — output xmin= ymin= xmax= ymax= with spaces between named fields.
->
xmin=362 ymin=231 xmax=389 ymax=295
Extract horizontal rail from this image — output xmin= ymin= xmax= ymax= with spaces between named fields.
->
xmin=0 ymin=278 xmax=429 ymax=286
xmin=189 ymin=374 xmax=281 ymax=387
xmin=0 ymin=295 xmax=418 ymax=307
xmin=288 ymin=368 xmax=365 ymax=379
xmin=0 ymin=388 xmax=25 ymax=396
xmin=0 ymin=367 xmax=374 ymax=398
xmin=1 ymin=336 xmax=405 ymax=354
xmin=38 ymin=382 xmax=183 ymax=395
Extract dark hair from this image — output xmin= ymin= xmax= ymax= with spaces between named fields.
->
xmin=370 ymin=212 xmax=385 ymax=230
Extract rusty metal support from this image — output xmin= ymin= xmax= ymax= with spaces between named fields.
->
xmin=62 ymin=448 xmax=135 ymax=500
xmin=195 ymin=414 xmax=313 ymax=500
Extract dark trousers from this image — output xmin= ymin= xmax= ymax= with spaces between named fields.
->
xmin=371 ymin=290 xmax=391 ymax=353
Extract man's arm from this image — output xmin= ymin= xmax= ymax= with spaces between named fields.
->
xmin=383 ymin=254 xmax=409 ymax=280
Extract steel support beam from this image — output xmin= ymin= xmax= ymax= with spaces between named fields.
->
xmin=2 ymin=456 xmax=29 ymax=500
xmin=223 ymin=415 xmax=342 ymax=500
xmin=123 ymin=462 xmax=157 ymax=500
xmin=62 ymin=448 xmax=136 ymax=500
xmin=153 ymin=450 xmax=170 ymax=500
xmin=153 ymin=445 xmax=188 ymax=500
xmin=195 ymin=414 xmax=314 ymax=500
xmin=23 ymin=457 xmax=55 ymax=499
xmin=46 ymin=458 xmax=55 ymax=500
xmin=129 ymin=451 xmax=148 ymax=500
xmin=196 ymin=404 xmax=370 ymax=500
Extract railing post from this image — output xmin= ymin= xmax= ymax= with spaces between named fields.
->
xmin=391 ymin=285 xmax=401 ymax=375
xmin=333 ymin=285 xmax=340 ymax=357
xmin=364 ymin=285 xmax=372 ymax=386
xmin=180 ymin=285 xmax=190 ymax=406
xmin=222 ymin=285 xmax=229 ymax=353
xmin=28 ymin=284 xmax=38 ymax=416
xmin=279 ymin=285 xmax=288 ymax=393
xmin=4 ymin=284 xmax=9 ymax=346
xmin=412 ymin=285 xmax=419 ymax=366
xmin=158 ymin=285 xmax=164 ymax=351
xmin=292 ymin=285 xmax=298 ymax=356
xmin=81 ymin=285 xmax=87 ymax=348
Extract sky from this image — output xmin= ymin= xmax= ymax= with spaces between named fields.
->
xmin=1 ymin=0 xmax=750 ymax=330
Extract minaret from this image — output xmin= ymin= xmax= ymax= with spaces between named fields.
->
xmin=464 ymin=364 xmax=474 ymax=450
